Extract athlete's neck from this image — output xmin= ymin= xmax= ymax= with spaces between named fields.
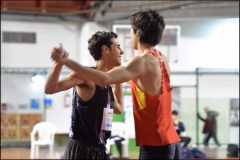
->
xmin=137 ymin=42 xmax=155 ymax=55
xmin=95 ymin=60 xmax=111 ymax=72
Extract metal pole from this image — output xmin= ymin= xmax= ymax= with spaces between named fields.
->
xmin=196 ymin=67 xmax=200 ymax=146
xmin=43 ymin=69 xmax=48 ymax=121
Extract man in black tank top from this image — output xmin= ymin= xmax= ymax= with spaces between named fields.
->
xmin=45 ymin=31 xmax=124 ymax=159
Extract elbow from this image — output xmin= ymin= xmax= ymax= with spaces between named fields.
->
xmin=117 ymin=109 xmax=123 ymax=114
xmin=45 ymin=89 xmax=54 ymax=95
xmin=118 ymin=109 xmax=123 ymax=114
xmin=44 ymin=87 xmax=56 ymax=95
xmin=115 ymin=110 xmax=122 ymax=115
xmin=119 ymin=106 xmax=123 ymax=114
xmin=114 ymin=104 xmax=123 ymax=114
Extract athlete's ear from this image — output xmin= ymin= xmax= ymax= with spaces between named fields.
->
xmin=136 ymin=30 xmax=141 ymax=38
xmin=102 ymin=45 xmax=110 ymax=53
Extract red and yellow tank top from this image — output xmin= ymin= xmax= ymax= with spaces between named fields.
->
xmin=130 ymin=49 xmax=180 ymax=146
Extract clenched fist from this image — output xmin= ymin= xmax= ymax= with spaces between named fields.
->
xmin=51 ymin=43 xmax=69 ymax=64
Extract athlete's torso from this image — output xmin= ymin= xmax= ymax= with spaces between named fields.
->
xmin=131 ymin=49 xmax=180 ymax=146
xmin=69 ymin=85 xmax=114 ymax=145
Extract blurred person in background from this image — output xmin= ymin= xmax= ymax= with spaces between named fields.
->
xmin=198 ymin=106 xmax=221 ymax=147
xmin=172 ymin=110 xmax=192 ymax=147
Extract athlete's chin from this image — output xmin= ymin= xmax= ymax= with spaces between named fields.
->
xmin=115 ymin=61 xmax=121 ymax=66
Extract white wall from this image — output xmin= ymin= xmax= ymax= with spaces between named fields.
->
xmin=2 ymin=18 xmax=238 ymax=70
xmin=166 ymin=18 xmax=239 ymax=71
xmin=1 ymin=74 xmax=45 ymax=113
xmin=1 ymin=20 xmax=80 ymax=67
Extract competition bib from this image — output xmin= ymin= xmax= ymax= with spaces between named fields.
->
xmin=101 ymin=108 xmax=113 ymax=131
xmin=101 ymin=86 xmax=113 ymax=131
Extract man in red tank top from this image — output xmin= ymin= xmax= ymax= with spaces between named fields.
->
xmin=52 ymin=10 xmax=181 ymax=159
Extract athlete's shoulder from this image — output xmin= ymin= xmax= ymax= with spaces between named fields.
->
xmin=127 ymin=55 xmax=144 ymax=65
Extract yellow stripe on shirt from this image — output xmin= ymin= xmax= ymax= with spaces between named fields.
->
xmin=136 ymin=86 xmax=146 ymax=110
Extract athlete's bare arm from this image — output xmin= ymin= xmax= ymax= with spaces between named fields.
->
xmin=45 ymin=65 xmax=83 ymax=94
xmin=45 ymin=46 xmax=84 ymax=94
xmin=113 ymin=83 xmax=123 ymax=114
xmin=58 ymin=55 xmax=146 ymax=87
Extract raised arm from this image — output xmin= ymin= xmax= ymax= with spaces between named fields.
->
xmin=45 ymin=68 xmax=82 ymax=94
xmin=61 ymin=56 xmax=145 ymax=87
xmin=45 ymin=46 xmax=82 ymax=94
xmin=45 ymin=63 xmax=63 ymax=94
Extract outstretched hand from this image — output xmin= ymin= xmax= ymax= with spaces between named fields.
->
xmin=51 ymin=43 xmax=69 ymax=64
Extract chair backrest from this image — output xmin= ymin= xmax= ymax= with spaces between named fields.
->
xmin=111 ymin=122 xmax=128 ymax=140
xmin=32 ymin=122 xmax=56 ymax=143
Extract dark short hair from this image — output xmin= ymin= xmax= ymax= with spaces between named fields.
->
xmin=172 ymin=110 xmax=178 ymax=115
xmin=130 ymin=9 xmax=165 ymax=46
xmin=88 ymin=31 xmax=118 ymax=60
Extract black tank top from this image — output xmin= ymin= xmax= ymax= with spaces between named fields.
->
xmin=69 ymin=85 xmax=114 ymax=145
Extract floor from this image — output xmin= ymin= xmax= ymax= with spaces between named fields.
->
xmin=1 ymin=145 xmax=237 ymax=159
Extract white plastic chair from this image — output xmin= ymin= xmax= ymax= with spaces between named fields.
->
xmin=30 ymin=122 xmax=56 ymax=159
xmin=106 ymin=122 xmax=129 ymax=157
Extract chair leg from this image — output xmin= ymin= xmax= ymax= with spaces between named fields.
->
xmin=30 ymin=145 xmax=34 ymax=159
xmin=106 ymin=142 xmax=111 ymax=155
xmin=35 ymin=146 xmax=39 ymax=158
xmin=123 ymin=143 xmax=129 ymax=157
xmin=49 ymin=144 xmax=54 ymax=157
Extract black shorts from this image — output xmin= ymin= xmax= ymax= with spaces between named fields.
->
xmin=139 ymin=142 xmax=181 ymax=160
xmin=63 ymin=139 xmax=108 ymax=160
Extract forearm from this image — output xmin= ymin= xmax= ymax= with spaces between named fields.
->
xmin=45 ymin=63 xmax=63 ymax=94
xmin=113 ymin=83 xmax=123 ymax=114
xmin=64 ymin=57 xmax=139 ymax=86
